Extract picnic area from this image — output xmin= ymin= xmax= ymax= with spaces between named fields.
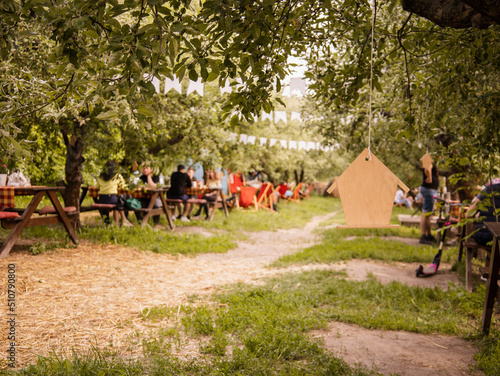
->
xmin=1 ymin=1 xmax=500 ymax=375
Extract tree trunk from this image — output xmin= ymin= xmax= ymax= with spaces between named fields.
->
xmin=61 ymin=125 xmax=86 ymax=209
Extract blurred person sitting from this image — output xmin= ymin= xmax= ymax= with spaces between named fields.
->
xmin=394 ymin=188 xmax=414 ymax=208
xmin=466 ymin=177 xmax=500 ymax=246
xmin=167 ymin=164 xmax=192 ymax=222
xmin=137 ymin=163 xmax=162 ymax=227
xmin=96 ymin=160 xmax=134 ymax=227
xmin=193 ymin=169 xmax=221 ymax=220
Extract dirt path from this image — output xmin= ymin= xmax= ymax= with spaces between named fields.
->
xmin=0 ymin=212 xmax=480 ymax=375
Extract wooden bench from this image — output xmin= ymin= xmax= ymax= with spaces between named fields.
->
xmin=459 ymin=222 xmax=493 ymax=291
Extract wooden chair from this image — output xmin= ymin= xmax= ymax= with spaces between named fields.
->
xmin=256 ymin=183 xmax=275 ymax=212
xmin=239 ymin=186 xmax=258 ymax=211
xmin=286 ymin=182 xmax=303 ymax=204
xmin=460 ymin=222 xmax=493 ymax=291
xmin=275 ymin=184 xmax=289 ymax=202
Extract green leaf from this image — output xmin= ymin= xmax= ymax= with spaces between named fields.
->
xmin=96 ymin=110 xmax=119 ymax=120
xmin=137 ymin=105 xmax=155 ymax=117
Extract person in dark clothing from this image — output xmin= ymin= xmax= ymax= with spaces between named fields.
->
xmin=137 ymin=164 xmax=162 ymax=226
xmin=419 ymin=163 xmax=439 ymax=244
xmin=167 ymin=164 xmax=192 ymax=222
xmin=466 ymin=178 xmax=500 ymax=246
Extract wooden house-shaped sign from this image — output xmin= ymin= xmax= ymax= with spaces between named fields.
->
xmin=327 ymin=148 xmax=409 ymax=228
xmin=420 ymin=153 xmax=433 ymax=170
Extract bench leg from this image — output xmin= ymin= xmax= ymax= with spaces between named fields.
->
xmin=482 ymin=238 xmax=500 ymax=334
xmin=465 ymin=247 xmax=473 ymax=292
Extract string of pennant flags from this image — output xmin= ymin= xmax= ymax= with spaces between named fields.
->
xmin=227 ymin=132 xmax=339 ymax=152
xmin=151 ymin=75 xmax=308 ymax=98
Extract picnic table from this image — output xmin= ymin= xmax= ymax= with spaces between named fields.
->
xmin=481 ymin=222 xmax=500 ymax=334
xmin=80 ymin=186 xmax=175 ymax=229
xmin=184 ymin=187 xmax=229 ymax=220
xmin=0 ymin=186 xmax=79 ymax=258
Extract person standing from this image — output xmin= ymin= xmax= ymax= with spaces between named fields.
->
xmin=419 ymin=162 xmax=439 ymax=244
xmin=167 ymin=164 xmax=192 ymax=222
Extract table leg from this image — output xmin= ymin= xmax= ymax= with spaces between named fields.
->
xmin=0 ymin=191 xmax=45 ymax=259
xmin=158 ymin=192 xmax=174 ymax=230
xmin=219 ymin=190 xmax=229 ymax=218
xmin=139 ymin=192 xmax=159 ymax=226
xmin=47 ymin=191 xmax=79 ymax=244
xmin=482 ymin=237 xmax=500 ymax=334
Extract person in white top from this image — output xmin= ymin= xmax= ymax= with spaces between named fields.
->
xmin=394 ymin=188 xmax=414 ymax=208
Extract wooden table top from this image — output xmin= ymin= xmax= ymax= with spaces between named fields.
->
xmin=484 ymin=222 xmax=500 ymax=238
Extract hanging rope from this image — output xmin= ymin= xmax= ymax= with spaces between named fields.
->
xmin=367 ymin=0 xmax=376 ymax=160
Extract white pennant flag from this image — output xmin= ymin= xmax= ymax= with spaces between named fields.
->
xmin=187 ymin=79 xmax=204 ymax=96
xmin=279 ymin=139 xmax=288 ymax=148
xmin=220 ymin=81 xmax=232 ymax=94
xmin=298 ymin=141 xmax=307 ymax=150
xmin=262 ymin=111 xmax=273 ymax=122
xmin=239 ymin=134 xmax=248 ymax=144
xmin=260 ymin=137 xmax=268 ymax=146
xmin=270 ymin=138 xmax=278 ymax=146
xmin=275 ymin=111 xmax=287 ymax=124
xmin=291 ymin=111 xmax=302 ymax=122
xmin=289 ymin=77 xmax=307 ymax=95
xmin=247 ymin=135 xmax=256 ymax=145
xmin=165 ymin=75 xmax=182 ymax=94
xmin=151 ymin=76 xmax=160 ymax=93
xmin=289 ymin=140 xmax=297 ymax=150
xmin=307 ymin=141 xmax=316 ymax=151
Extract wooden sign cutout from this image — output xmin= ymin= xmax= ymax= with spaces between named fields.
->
xmin=327 ymin=148 xmax=409 ymax=228
xmin=420 ymin=153 xmax=433 ymax=170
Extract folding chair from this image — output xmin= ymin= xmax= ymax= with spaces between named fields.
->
xmin=239 ymin=186 xmax=258 ymax=211
xmin=286 ymin=182 xmax=303 ymax=204
xmin=256 ymin=183 xmax=275 ymax=212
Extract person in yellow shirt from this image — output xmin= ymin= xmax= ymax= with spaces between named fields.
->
xmin=96 ymin=160 xmax=134 ymax=227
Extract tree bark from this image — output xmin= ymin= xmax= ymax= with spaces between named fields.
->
xmin=61 ymin=122 xmax=86 ymax=209
xmin=402 ymin=0 xmax=499 ymax=28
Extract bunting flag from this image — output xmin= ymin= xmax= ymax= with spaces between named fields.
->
xmin=289 ymin=77 xmax=307 ymax=95
xmin=262 ymin=111 xmax=273 ymax=122
xmin=226 ymin=131 xmax=334 ymax=153
xmin=220 ymin=81 xmax=232 ymax=94
xmin=291 ymin=111 xmax=302 ymax=122
xmin=187 ymin=79 xmax=204 ymax=96
xmin=151 ymin=77 xmax=160 ymax=93
xmin=275 ymin=111 xmax=287 ymax=124
xmin=165 ymin=75 xmax=182 ymax=94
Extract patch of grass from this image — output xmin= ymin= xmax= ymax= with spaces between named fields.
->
xmin=181 ymin=196 xmax=342 ymax=234
xmin=0 ymin=222 xmax=236 ymax=256
xmin=274 ymin=224 xmax=455 ymax=267
xmin=79 ymin=225 xmax=235 ymax=255
xmin=476 ymin=330 xmax=500 ymax=376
